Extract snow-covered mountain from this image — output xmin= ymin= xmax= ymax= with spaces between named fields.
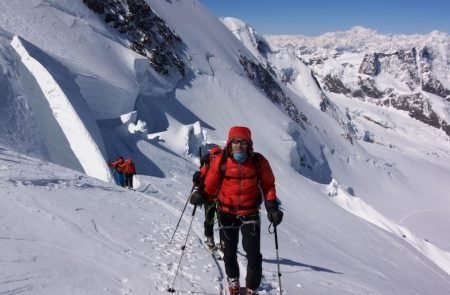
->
xmin=263 ymin=26 xmax=450 ymax=136
xmin=1 ymin=1 xmax=450 ymax=294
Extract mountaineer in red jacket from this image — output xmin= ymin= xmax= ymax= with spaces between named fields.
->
xmin=190 ymin=126 xmax=283 ymax=295
xmin=192 ymin=147 xmax=224 ymax=251
xmin=118 ymin=159 xmax=136 ymax=190
xmin=109 ymin=156 xmax=125 ymax=187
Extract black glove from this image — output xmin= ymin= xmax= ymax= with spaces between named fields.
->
xmin=189 ymin=190 xmax=204 ymax=205
xmin=267 ymin=209 xmax=283 ymax=226
xmin=192 ymin=171 xmax=202 ymax=187
xmin=266 ymin=200 xmax=283 ymax=226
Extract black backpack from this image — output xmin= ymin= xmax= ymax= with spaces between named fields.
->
xmin=200 ymin=148 xmax=222 ymax=170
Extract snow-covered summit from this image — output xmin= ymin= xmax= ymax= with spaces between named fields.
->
xmin=262 ymin=26 xmax=450 ymax=136
xmin=266 ymin=25 xmax=450 ymax=53
xmin=220 ymin=16 xmax=271 ymax=61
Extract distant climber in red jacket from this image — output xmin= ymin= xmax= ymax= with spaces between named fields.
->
xmin=109 ymin=156 xmax=125 ymax=187
xmin=118 ymin=159 xmax=136 ymax=190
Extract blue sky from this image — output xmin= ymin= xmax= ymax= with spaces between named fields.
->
xmin=199 ymin=0 xmax=450 ymax=36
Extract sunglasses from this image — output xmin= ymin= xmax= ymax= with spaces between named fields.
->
xmin=231 ymin=139 xmax=248 ymax=145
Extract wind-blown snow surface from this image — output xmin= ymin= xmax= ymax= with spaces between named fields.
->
xmin=1 ymin=0 xmax=450 ymax=294
xmin=1 ymin=146 xmax=450 ymax=295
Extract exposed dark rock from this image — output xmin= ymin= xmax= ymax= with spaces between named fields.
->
xmin=311 ymin=72 xmax=331 ymax=112
xmin=379 ymin=48 xmax=420 ymax=91
xmin=421 ymin=73 xmax=450 ymax=97
xmin=322 ymin=74 xmax=351 ymax=95
xmin=280 ymin=67 xmax=296 ymax=84
xmin=442 ymin=121 xmax=450 ymax=136
xmin=359 ymin=49 xmax=420 ymax=91
xmin=310 ymin=73 xmax=356 ymax=143
xmin=82 ymin=0 xmax=186 ymax=76
xmin=82 ymin=0 xmax=104 ymax=13
xmin=419 ymin=46 xmax=433 ymax=74
xmin=359 ymin=53 xmax=380 ymax=76
xmin=304 ymin=57 xmax=327 ymax=66
xmin=387 ymin=92 xmax=450 ymax=136
xmin=239 ymin=55 xmax=309 ymax=128
xmin=357 ymin=77 xmax=384 ymax=99
xmin=418 ymin=47 xmax=450 ymax=97
xmin=256 ymin=39 xmax=272 ymax=57
xmin=420 ymin=46 xmax=432 ymax=61
xmin=363 ymin=130 xmax=374 ymax=142
xmin=363 ymin=115 xmax=389 ymax=129
xmin=351 ymin=89 xmax=365 ymax=99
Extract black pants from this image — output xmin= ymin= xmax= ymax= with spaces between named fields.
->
xmin=219 ymin=212 xmax=262 ymax=290
xmin=204 ymin=201 xmax=216 ymax=238
xmin=124 ymin=173 xmax=133 ymax=189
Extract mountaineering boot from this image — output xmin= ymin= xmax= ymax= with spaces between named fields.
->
xmin=246 ymin=288 xmax=259 ymax=295
xmin=227 ymin=278 xmax=240 ymax=295
xmin=205 ymin=236 xmax=223 ymax=259
xmin=206 ymin=236 xmax=216 ymax=251
xmin=217 ymin=239 xmax=225 ymax=252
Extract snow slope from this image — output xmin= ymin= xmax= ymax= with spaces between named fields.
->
xmin=222 ymin=17 xmax=450 ymax=251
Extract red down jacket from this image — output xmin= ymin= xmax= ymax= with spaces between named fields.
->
xmin=203 ymin=126 xmax=277 ymax=216
xmin=118 ymin=159 xmax=136 ymax=175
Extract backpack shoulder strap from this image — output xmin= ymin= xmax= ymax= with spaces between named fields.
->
xmin=214 ymin=149 xmax=227 ymax=192
xmin=218 ymin=149 xmax=227 ymax=177
xmin=252 ymin=152 xmax=261 ymax=181
xmin=252 ymin=152 xmax=264 ymax=204
xmin=200 ymin=153 xmax=210 ymax=169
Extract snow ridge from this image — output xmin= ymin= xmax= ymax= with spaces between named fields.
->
xmin=328 ymin=179 xmax=450 ymax=275
xmin=11 ymin=36 xmax=112 ymax=182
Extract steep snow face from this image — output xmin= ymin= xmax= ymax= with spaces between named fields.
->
xmin=0 ymin=30 xmax=49 ymax=158
xmin=0 ymin=0 xmax=140 ymax=120
xmin=11 ymin=36 xmax=111 ymax=182
xmin=222 ymin=18 xmax=450 ymax=257
xmin=220 ymin=17 xmax=272 ymax=62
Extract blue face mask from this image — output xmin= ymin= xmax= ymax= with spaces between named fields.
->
xmin=233 ymin=152 xmax=248 ymax=163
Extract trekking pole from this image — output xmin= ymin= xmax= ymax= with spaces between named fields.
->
xmin=168 ymin=184 xmax=195 ymax=244
xmin=167 ymin=204 xmax=198 ymax=293
xmin=168 ymin=147 xmax=202 ymax=244
xmin=274 ymin=225 xmax=283 ymax=294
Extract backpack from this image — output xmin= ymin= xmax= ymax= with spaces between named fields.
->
xmin=193 ymin=148 xmax=222 ymax=189
xmin=200 ymin=147 xmax=222 ymax=170
xmin=120 ymin=159 xmax=136 ymax=174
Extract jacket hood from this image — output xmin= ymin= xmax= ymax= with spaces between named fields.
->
xmin=226 ymin=126 xmax=253 ymax=152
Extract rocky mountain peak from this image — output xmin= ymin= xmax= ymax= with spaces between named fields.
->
xmin=82 ymin=0 xmax=186 ymax=76
xmin=264 ymin=27 xmax=450 ymax=136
